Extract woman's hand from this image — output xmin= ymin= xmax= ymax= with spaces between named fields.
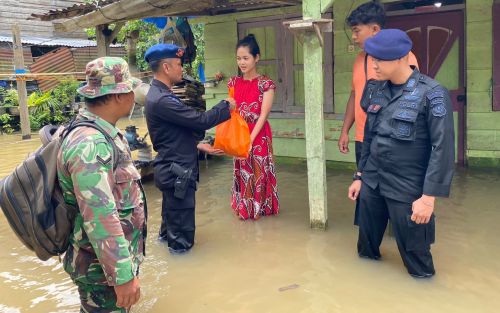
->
xmin=225 ymin=97 xmax=236 ymax=110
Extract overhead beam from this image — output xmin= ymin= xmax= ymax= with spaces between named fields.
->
xmin=54 ymin=0 xmax=214 ymax=32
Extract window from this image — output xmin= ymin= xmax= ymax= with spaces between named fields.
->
xmin=238 ymin=14 xmax=333 ymax=115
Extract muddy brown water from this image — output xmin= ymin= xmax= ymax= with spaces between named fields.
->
xmin=0 ymin=118 xmax=499 ymax=313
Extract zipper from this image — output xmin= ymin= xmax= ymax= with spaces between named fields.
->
xmin=23 ymin=164 xmax=59 ymax=254
xmin=14 ymin=170 xmax=54 ymax=255
xmin=33 ymin=153 xmax=61 ymax=254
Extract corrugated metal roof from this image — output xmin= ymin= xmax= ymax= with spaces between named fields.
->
xmin=29 ymin=0 xmax=119 ymax=21
xmin=0 ymin=45 xmax=33 ymax=73
xmin=29 ymin=47 xmax=76 ymax=91
xmin=0 ymin=35 xmax=123 ymax=48
xmin=72 ymin=46 xmax=127 ymax=72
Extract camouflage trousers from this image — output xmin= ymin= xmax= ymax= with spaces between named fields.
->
xmin=76 ymin=282 xmax=128 ymax=313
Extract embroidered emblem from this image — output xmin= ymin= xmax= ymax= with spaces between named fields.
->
xmin=403 ymin=95 xmax=420 ymax=101
xmin=399 ymin=101 xmax=418 ymax=109
xmin=176 ymin=49 xmax=184 ymax=58
xmin=430 ymin=97 xmax=444 ymax=107
xmin=427 ymin=89 xmax=444 ymax=100
xmin=395 ymin=109 xmax=418 ymax=121
xmin=406 ymin=78 xmax=416 ymax=88
xmin=96 ymin=155 xmax=112 ymax=166
xmin=397 ymin=122 xmax=411 ymax=137
xmin=432 ymin=105 xmax=447 ymax=117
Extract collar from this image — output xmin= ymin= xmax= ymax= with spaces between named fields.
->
xmin=152 ymin=78 xmax=173 ymax=94
xmin=78 ymin=108 xmax=120 ymax=139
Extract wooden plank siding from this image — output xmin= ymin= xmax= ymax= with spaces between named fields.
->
xmin=0 ymin=0 xmax=87 ymax=38
xmin=72 ymin=47 xmax=127 ymax=72
xmin=0 ymin=43 xmax=33 ymax=73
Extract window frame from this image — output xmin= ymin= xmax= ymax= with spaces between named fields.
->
xmin=237 ymin=13 xmax=334 ymax=117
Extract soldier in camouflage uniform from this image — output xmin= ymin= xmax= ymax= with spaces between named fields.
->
xmin=57 ymin=57 xmax=146 ymax=312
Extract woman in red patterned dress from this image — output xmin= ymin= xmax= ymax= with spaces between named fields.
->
xmin=227 ymin=34 xmax=280 ymax=220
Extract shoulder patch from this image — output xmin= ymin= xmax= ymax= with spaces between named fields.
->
xmin=430 ymin=97 xmax=444 ymax=108
xmin=427 ymin=89 xmax=445 ymax=100
xmin=431 ymin=105 xmax=447 ymax=117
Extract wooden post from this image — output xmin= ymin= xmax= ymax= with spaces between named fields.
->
xmin=96 ymin=25 xmax=108 ymax=57
xmin=96 ymin=23 xmax=125 ymax=58
xmin=11 ymin=24 xmax=31 ymax=140
xmin=127 ymin=30 xmax=140 ymax=73
xmin=303 ymin=0 xmax=327 ymax=229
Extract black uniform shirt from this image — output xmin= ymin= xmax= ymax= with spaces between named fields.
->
xmin=145 ymin=79 xmax=231 ymax=190
xmin=358 ymin=69 xmax=455 ymax=203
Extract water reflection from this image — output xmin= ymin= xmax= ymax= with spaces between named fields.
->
xmin=0 ymin=119 xmax=499 ymax=312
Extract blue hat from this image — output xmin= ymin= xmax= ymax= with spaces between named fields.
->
xmin=144 ymin=43 xmax=185 ymax=63
xmin=364 ymin=29 xmax=413 ymax=61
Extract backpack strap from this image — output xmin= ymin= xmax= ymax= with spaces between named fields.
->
xmin=364 ymin=53 xmax=369 ymax=82
xmin=62 ymin=119 xmax=120 ymax=171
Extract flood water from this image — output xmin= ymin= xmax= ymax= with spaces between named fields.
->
xmin=0 ymin=118 xmax=500 ymax=313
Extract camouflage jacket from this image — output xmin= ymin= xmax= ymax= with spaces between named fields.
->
xmin=57 ymin=109 xmax=145 ymax=286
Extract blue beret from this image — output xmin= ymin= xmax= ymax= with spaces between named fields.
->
xmin=364 ymin=29 xmax=413 ymax=61
xmin=144 ymin=43 xmax=185 ymax=63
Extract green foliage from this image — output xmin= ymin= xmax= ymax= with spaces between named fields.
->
xmin=84 ymin=20 xmax=206 ymax=76
xmin=52 ymin=79 xmax=80 ymax=106
xmin=184 ymin=23 xmax=205 ymax=80
xmin=0 ymin=113 xmax=14 ymax=134
xmin=86 ymin=20 xmax=161 ymax=71
xmin=0 ymin=79 xmax=79 ymax=132
xmin=0 ymin=88 xmax=19 ymax=108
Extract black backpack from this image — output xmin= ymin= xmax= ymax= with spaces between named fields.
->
xmin=0 ymin=119 xmax=119 ymax=261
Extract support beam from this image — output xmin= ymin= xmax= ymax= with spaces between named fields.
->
xmin=321 ymin=0 xmax=334 ymax=13
xmin=96 ymin=23 xmax=124 ymax=57
xmin=96 ymin=25 xmax=107 ymax=57
xmin=302 ymin=0 xmax=328 ymax=229
xmin=11 ymin=24 xmax=31 ymax=140
xmin=127 ymin=30 xmax=140 ymax=73
xmin=54 ymin=0 xmax=213 ymax=33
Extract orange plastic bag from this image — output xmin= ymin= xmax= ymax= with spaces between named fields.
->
xmin=214 ymin=88 xmax=251 ymax=158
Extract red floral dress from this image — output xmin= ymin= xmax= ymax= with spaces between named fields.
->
xmin=227 ymin=75 xmax=280 ymax=220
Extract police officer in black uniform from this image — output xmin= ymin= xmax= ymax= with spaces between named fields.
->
xmin=144 ymin=43 xmax=235 ymax=254
xmin=348 ymin=29 xmax=455 ymax=278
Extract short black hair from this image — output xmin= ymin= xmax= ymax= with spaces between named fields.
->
xmin=85 ymin=94 xmax=112 ymax=107
xmin=236 ymin=34 xmax=260 ymax=57
xmin=346 ymin=1 xmax=386 ymax=28
xmin=149 ymin=59 xmax=164 ymax=73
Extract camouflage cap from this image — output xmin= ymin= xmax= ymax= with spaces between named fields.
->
xmin=77 ymin=57 xmax=141 ymax=99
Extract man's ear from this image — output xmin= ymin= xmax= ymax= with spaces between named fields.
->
xmin=372 ymin=24 xmax=381 ymax=34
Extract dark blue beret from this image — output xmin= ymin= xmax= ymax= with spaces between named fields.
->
xmin=144 ymin=43 xmax=185 ymax=63
xmin=364 ymin=29 xmax=413 ymax=61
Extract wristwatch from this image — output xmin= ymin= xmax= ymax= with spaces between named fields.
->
xmin=353 ymin=172 xmax=362 ymax=181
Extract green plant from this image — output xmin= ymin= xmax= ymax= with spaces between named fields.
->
xmin=0 ymin=113 xmax=14 ymax=134
xmin=2 ymin=89 xmax=19 ymax=108
xmin=52 ymin=79 xmax=80 ymax=106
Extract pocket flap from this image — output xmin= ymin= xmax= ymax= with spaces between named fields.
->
xmin=392 ymin=109 xmax=418 ymax=122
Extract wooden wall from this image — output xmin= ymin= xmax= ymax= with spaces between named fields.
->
xmin=0 ymin=0 xmax=87 ymax=38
